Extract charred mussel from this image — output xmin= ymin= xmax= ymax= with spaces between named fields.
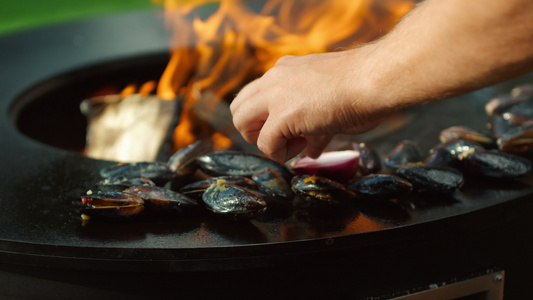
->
xmin=81 ymin=192 xmax=145 ymax=218
xmin=457 ymin=148 xmax=532 ymax=178
xmin=100 ymin=162 xmax=176 ymax=186
xmin=347 ymin=174 xmax=412 ymax=199
xmin=197 ymin=151 xmax=292 ymax=181
xmin=384 ymin=140 xmax=423 ymax=170
xmin=396 ymin=163 xmax=464 ymax=194
xmin=202 ymin=179 xmax=267 ymax=219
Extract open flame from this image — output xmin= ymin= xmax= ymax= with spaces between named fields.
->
xmin=152 ymin=0 xmax=414 ymax=152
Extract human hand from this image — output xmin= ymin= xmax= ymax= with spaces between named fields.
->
xmin=230 ymin=50 xmax=385 ymax=162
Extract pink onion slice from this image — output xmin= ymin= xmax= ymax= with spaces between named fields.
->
xmin=291 ymin=150 xmax=360 ymax=183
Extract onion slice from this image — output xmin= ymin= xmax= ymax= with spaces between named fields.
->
xmin=291 ymin=150 xmax=360 ymax=183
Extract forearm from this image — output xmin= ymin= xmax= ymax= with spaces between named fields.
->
xmin=353 ymin=0 xmax=533 ymax=112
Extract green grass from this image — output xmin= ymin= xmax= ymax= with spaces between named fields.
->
xmin=0 ymin=0 xmax=155 ymax=35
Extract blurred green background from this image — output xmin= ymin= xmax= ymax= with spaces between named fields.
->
xmin=0 ymin=0 xmax=155 ymax=35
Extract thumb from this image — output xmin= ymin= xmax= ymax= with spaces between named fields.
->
xmin=303 ymin=135 xmax=334 ymax=159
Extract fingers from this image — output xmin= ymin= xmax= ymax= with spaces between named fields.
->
xmin=303 ymin=135 xmax=334 ymax=158
xmin=230 ymin=80 xmax=267 ymax=145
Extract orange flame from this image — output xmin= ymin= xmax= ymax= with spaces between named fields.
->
xmin=153 ymin=0 xmax=414 ymax=151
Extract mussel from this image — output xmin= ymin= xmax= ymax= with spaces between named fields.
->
xmin=197 ymin=151 xmax=292 ymax=181
xmin=202 ymin=179 xmax=267 ymax=219
xmin=123 ymin=185 xmax=198 ymax=213
xmin=457 ymin=148 xmax=532 ymax=178
xmin=384 ymin=140 xmax=423 ymax=170
xmin=291 ymin=174 xmax=356 ymax=205
xmin=396 ymin=163 xmax=464 ymax=194
xmin=352 ymin=142 xmax=382 ymax=175
xmin=81 ymin=192 xmax=145 ymax=218
xmin=347 ymin=174 xmax=412 ymax=199
xmin=252 ymin=168 xmax=294 ymax=201
xmin=99 ymin=162 xmax=176 ymax=186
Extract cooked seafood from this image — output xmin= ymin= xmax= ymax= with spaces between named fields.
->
xmin=352 ymin=142 xmax=382 ymax=175
xmin=252 ymin=168 xmax=294 ymax=201
xmin=202 ymin=179 xmax=267 ymax=219
xmin=347 ymin=174 xmax=412 ymax=199
xmin=384 ymin=140 xmax=423 ymax=170
xmin=99 ymin=162 xmax=176 ymax=186
xmin=81 ymin=192 xmax=145 ymax=218
xmin=197 ymin=151 xmax=292 ymax=181
xmin=123 ymin=185 xmax=198 ymax=213
xmin=396 ymin=163 xmax=464 ymax=194
xmin=291 ymin=174 xmax=356 ymax=204
xmin=457 ymin=148 xmax=532 ymax=178
xmin=439 ymin=126 xmax=495 ymax=148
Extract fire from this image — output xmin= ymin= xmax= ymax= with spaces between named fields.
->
xmin=152 ymin=0 xmax=414 ymax=152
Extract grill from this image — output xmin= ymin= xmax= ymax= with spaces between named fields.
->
xmin=1 ymin=8 xmax=533 ymax=299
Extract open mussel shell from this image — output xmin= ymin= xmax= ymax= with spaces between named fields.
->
xmin=167 ymin=139 xmax=213 ymax=177
xmin=291 ymin=174 xmax=356 ymax=205
xmin=457 ymin=149 xmax=532 ymax=178
xmin=179 ymin=175 xmax=259 ymax=200
xmin=197 ymin=151 xmax=292 ymax=181
xmin=252 ymin=168 xmax=294 ymax=201
xmin=439 ymin=126 xmax=496 ymax=148
xmin=99 ymin=162 xmax=176 ymax=186
xmin=123 ymin=186 xmax=198 ymax=214
xmin=384 ymin=140 xmax=423 ymax=170
xmin=81 ymin=192 xmax=145 ymax=218
xmin=485 ymin=93 xmax=531 ymax=116
xmin=95 ymin=175 xmax=156 ymax=192
xmin=496 ymin=123 xmax=533 ymax=153
xmin=352 ymin=142 xmax=381 ymax=175
xmin=396 ymin=163 xmax=464 ymax=194
xmin=347 ymin=174 xmax=412 ymax=199
xmin=202 ymin=179 xmax=267 ymax=219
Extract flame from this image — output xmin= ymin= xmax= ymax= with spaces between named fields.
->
xmin=153 ymin=0 xmax=414 ymax=151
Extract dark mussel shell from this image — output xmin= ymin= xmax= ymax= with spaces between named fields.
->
xmin=252 ymin=168 xmax=294 ymax=201
xmin=496 ymin=123 xmax=533 ymax=153
xmin=167 ymin=139 xmax=213 ymax=177
xmin=95 ymin=175 xmax=155 ymax=192
xmin=501 ymin=101 xmax=533 ymax=125
xmin=424 ymin=139 xmax=484 ymax=167
xmin=291 ymin=174 xmax=356 ymax=205
xmin=81 ymin=192 xmax=144 ymax=218
xmin=202 ymin=179 xmax=267 ymax=219
xmin=347 ymin=174 xmax=412 ymax=199
xmin=123 ymin=186 xmax=198 ymax=213
xmin=511 ymin=83 xmax=533 ymax=97
xmin=179 ymin=176 xmax=259 ymax=200
xmin=197 ymin=151 xmax=292 ymax=181
xmin=352 ymin=142 xmax=381 ymax=175
xmin=485 ymin=93 xmax=530 ymax=116
xmin=396 ymin=163 xmax=464 ymax=194
xmin=384 ymin=140 xmax=423 ymax=170
xmin=489 ymin=114 xmax=521 ymax=139
xmin=439 ymin=126 xmax=496 ymax=148
xmin=100 ymin=162 xmax=176 ymax=186
xmin=458 ymin=149 xmax=532 ymax=178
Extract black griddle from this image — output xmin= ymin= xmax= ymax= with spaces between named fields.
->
xmin=1 ymin=7 xmax=533 ymax=300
